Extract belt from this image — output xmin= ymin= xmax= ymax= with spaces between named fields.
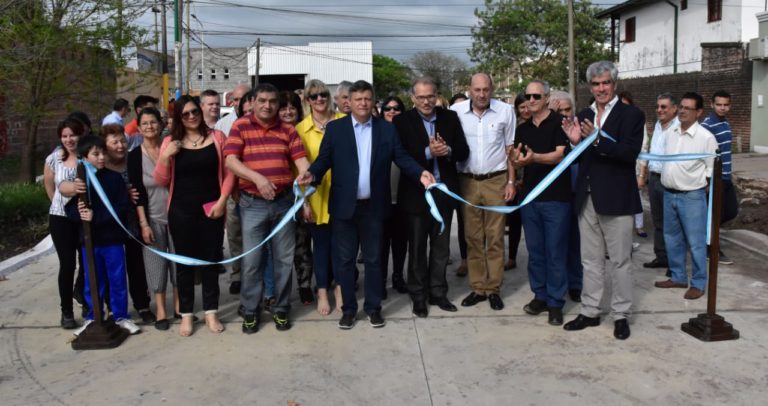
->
xmin=664 ymin=187 xmax=704 ymax=194
xmin=240 ymin=189 xmax=288 ymax=200
xmin=460 ymin=170 xmax=506 ymax=181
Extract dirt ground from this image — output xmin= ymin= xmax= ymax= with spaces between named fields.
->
xmin=725 ymin=204 xmax=768 ymax=235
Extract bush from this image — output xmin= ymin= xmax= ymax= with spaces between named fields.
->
xmin=0 ymin=182 xmax=49 ymax=225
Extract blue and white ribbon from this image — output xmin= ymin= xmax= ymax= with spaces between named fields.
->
xmin=80 ymin=160 xmax=315 ymax=266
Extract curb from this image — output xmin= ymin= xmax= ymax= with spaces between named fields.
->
xmin=0 ymin=234 xmax=54 ymax=277
xmin=720 ymin=229 xmax=768 ymax=261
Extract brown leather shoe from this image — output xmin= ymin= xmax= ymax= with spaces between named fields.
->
xmin=654 ymin=279 xmax=688 ymax=289
xmin=684 ymin=287 xmax=705 ymax=300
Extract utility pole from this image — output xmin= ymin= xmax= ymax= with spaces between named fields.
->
xmin=185 ymin=0 xmax=191 ymax=93
xmin=152 ymin=5 xmax=160 ymax=54
xmin=255 ymin=37 xmax=261 ymax=84
xmin=174 ymin=0 xmax=182 ymax=99
xmin=116 ymin=0 xmax=123 ymax=61
xmin=192 ymin=14 xmax=205 ymax=91
xmin=567 ymin=0 xmax=576 ymax=101
xmin=161 ymin=0 xmax=170 ymax=108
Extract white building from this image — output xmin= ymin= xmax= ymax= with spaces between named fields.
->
xmin=597 ymin=0 xmax=765 ymax=78
xmin=248 ymin=41 xmax=373 ymax=91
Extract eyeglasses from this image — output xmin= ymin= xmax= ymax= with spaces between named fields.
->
xmin=308 ymin=91 xmax=330 ymax=101
xmin=414 ymin=95 xmax=436 ymax=102
xmin=382 ymin=105 xmax=401 ymax=112
xmin=524 ymin=93 xmax=543 ymax=101
xmin=678 ymin=105 xmax=699 ymax=112
xmin=139 ymin=120 xmax=160 ymax=128
xmin=181 ymin=108 xmax=200 ymax=120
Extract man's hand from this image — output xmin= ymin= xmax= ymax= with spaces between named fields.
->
xmin=511 ymin=144 xmax=534 ymax=168
xmin=580 ymin=118 xmax=595 ymax=138
xmin=561 ymin=116 xmax=582 ymax=145
xmin=77 ymin=200 xmax=93 ymax=222
xmin=637 ymin=175 xmax=646 ymax=189
xmin=420 ymin=170 xmax=436 ymax=188
xmin=504 ymin=182 xmax=516 ymax=202
xmin=429 ymin=133 xmax=450 ymax=157
xmin=296 ymin=171 xmax=314 ymax=187
xmin=252 ymin=174 xmax=277 ymax=200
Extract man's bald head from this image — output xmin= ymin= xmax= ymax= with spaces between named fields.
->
xmin=230 ymin=84 xmax=251 ymax=107
xmin=469 ymin=73 xmax=494 ymax=111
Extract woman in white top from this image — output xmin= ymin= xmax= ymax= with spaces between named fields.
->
xmin=43 ymin=118 xmax=87 ymax=329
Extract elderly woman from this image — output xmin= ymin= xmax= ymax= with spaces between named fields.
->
xmin=128 ymin=107 xmax=178 ymax=331
xmin=278 ymin=90 xmax=315 ymax=306
xmin=295 ymin=79 xmax=345 ymax=315
xmin=154 ymin=95 xmax=235 ymax=337
xmin=44 ymin=117 xmax=87 ymax=329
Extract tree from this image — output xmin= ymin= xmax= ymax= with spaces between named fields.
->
xmin=0 ymin=0 xmax=147 ymax=182
xmin=470 ymin=0 xmax=611 ymax=92
xmin=372 ymin=54 xmax=411 ymax=99
xmin=408 ymin=51 xmax=469 ymax=96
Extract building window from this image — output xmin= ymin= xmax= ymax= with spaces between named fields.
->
xmin=624 ymin=17 xmax=636 ymax=43
xmin=224 ymin=68 xmax=230 ymax=80
xmin=197 ymin=69 xmax=202 ymax=80
xmin=210 ymin=69 xmax=216 ymax=80
xmin=681 ymin=0 xmax=687 ymax=10
xmin=708 ymin=0 xmax=722 ymax=23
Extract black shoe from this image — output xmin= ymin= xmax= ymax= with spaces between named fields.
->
xmin=338 ymin=313 xmax=356 ymax=330
xmin=548 ymin=308 xmax=564 ymax=326
xmin=138 ymin=309 xmax=157 ymax=324
xmin=614 ymin=319 xmax=630 ymax=340
xmin=60 ymin=313 xmax=78 ymax=329
xmin=368 ymin=311 xmax=386 ymax=328
xmin=563 ymin=314 xmax=600 ymax=331
xmin=229 ymin=281 xmax=241 ymax=295
xmin=154 ymin=319 xmax=170 ymax=331
xmin=298 ymin=287 xmax=314 ymax=305
xmin=643 ymin=258 xmax=668 ymax=268
xmin=488 ymin=294 xmax=504 ymax=310
xmin=392 ymin=280 xmax=408 ymax=294
xmin=273 ymin=312 xmax=292 ymax=331
xmin=523 ymin=298 xmax=548 ymax=315
xmin=412 ymin=301 xmax=428 ymax=318
xmin=428 ymin=297 xmax=458 ymax=312
xmin=72 ymin=290 xmax=85 ymax=307
xmin=461 ymin=292 xmax=487 ymax=307
xmin=568 ymin=289 xmax=582 ymax=302
xmin=242 ymin=313 xmax=259 ymax=334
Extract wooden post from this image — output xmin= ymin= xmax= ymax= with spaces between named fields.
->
xmin=71 ymin=163 xmax=129 ymax=350
xmin=681 ymin=155 xmax=739 ymax=341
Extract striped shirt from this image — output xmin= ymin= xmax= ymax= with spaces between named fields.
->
xmin=45 ymin=150 xmax=77 ymax=217
xmin=700 ymin=112 xmax=732 ymax=181
xmin=223 ymin=114 xmax=306 ymax=197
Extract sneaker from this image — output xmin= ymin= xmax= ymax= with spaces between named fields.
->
xmin=138 ymin=309 xmax=157 ymax=324
xmin=116 ymin=318 xmax=141 ymax=335
xmin=60 ymin=312 xmax=78 ymax=330
xmin=273 ymin=312 xmax=292 ymax=331
xmin=719 ymin=251 xmax=734 ymax=265
xmin=368 ymin=311 xmax=386 ymax=328
xmin=242 ymin=313 xmax=259 ymax=334
xmin=338 ymin=313 xmax=356 ymax=330
xmin=73 ymin=319 xmax=93 ymax=336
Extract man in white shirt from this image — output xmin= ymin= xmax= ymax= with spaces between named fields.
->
xmin=654 ymin=92 xmax=717 ymax=300
xmin=200 ymin=89 xmax=221 ymax=128
xmin=450 ymin=73 xmax=516 ymax=311
xmin=641 ymin=93 xmax=680 ymax=270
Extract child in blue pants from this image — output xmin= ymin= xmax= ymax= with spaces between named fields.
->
xmin=69 ymin=135 xmax=140 ymax=336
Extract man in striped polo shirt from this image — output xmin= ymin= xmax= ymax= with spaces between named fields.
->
xmin=224 ymin=83 xmax=311 ymax=334
xmin=700 ymin=90 xmax=738 ymax=265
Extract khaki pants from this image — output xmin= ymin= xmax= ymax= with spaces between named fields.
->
xmin=460 ymin=174 xmax=507 ymax=295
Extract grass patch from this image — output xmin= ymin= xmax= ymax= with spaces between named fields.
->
xmin=0 ymin=182 xmax=50 ymax=261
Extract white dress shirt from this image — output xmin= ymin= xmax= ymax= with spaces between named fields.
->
xmin=661 ymin=122 xmax=718 ymax=191
xmin=648 ymin=117 xmax=680 ymax=174
xmin=451 ymin=98 xmax=515 ymax=175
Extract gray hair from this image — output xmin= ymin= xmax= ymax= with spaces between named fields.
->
xmin=336 ymin=80 xmax=352 ymax=97
xmin=527 ymin=79 xmax=551 ymax=96
xmin=585 ymin=60 xmax=619 ymax=83
xmin=656 ymin=92 xmax=678 ymax=105
xmin=411 ymin=77 xmax=438 ymax=95
xmin=549 ymin=90 xmax=573 ymax=105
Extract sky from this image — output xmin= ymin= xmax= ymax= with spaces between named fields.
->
xmin=133 ymin=0 xmax=626 ymax=67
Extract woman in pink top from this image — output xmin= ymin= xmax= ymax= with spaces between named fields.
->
xmin=154 ymin=95 xmax=235 ymax=337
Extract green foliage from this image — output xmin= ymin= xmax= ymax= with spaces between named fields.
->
xmin=373 ymin=54 xmax=412 ymax=99
xmin=470 ymin=0 xmax=611 ymax=92
xmin=408 ymin=51 xmax=469 ymax=96
xmin=0 ymin=182 xmax=49 ymax=225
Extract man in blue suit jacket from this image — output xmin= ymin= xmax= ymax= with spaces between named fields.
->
xmin=298 ymin=80 xmax=435 ymax=330
xmin=561 ymin=61 xmax=644 ymax=341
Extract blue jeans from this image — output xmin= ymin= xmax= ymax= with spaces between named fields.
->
xmin=521 ymin=201 xmax=571 ymax=308
xmin=664 ymin=188 xmax=708 ymax=290
xmin=82 ymin=244 xmax=129 ymax=321
xmin=239 ymin=193 xmax=295 ymax=314
xmin=259 ymin=243 xmax=274 ymax=297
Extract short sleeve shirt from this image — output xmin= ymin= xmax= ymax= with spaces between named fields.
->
xmin=514 ymin=110 xmax=571 ymax=202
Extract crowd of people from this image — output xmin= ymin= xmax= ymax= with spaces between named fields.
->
xmin=43 ymin=60 xmax=735 ymax=341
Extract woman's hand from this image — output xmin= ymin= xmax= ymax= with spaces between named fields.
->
xmin=208 ymin=200 xmax=226 ymax=219
xmin=161 ymin=140 xmax=181 ymax=161
xmin=141 ymin=224 xmax=155 ymax=244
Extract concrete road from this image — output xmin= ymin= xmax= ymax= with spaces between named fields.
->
xmin=2 ymin=223 xmax=767 ymax=406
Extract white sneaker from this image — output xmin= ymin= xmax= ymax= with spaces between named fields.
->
xmin=116 ymin=318 xmax=141 ymax=335
xmin=73 ymin=319 xmax=93 ymax=337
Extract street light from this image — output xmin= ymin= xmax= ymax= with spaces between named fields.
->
xmin=191 ymin=13 xmax=204 ymax=91
xmin=151 ymin=5 xmax=161 ymax=55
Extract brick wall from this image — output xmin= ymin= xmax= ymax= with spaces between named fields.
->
xmin=577 ymin=44 xmax=753 ymax=152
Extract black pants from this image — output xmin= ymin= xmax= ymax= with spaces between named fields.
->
xmin=49 ymin=215 xmax=85 ymax=314
xmin=406 ymin=195 xmax=452 ymax=302
xmin=506 ymin=196 xmax=522 ymax=262
xmin=169 ymin=209 xmax=223 ymax=314
xmin=648 ymin=173 xmax=668 ymax=263
xmin=124 ymin=237 xmax=151 ymax=311
xmin=382 ymin=203 xmax=407 ymax=289
xmin=456 ymin=207 xmax=467 ymax=259
xmin=721 ymin=180 xmax=739 ymax=224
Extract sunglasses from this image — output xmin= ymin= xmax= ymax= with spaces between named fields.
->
xmin=308 ymin=91 xmax=330 ymax=101
xmin=181 ymin=108 xmax=200 ymax=120
xmin=382 ymin=105 xmax=401 ymax=112
xmin=524 ymin=93 xmax=543 ymax=101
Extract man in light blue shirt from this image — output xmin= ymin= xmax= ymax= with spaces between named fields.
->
xmin=101 ymin=98 xmax=129 ymax=126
